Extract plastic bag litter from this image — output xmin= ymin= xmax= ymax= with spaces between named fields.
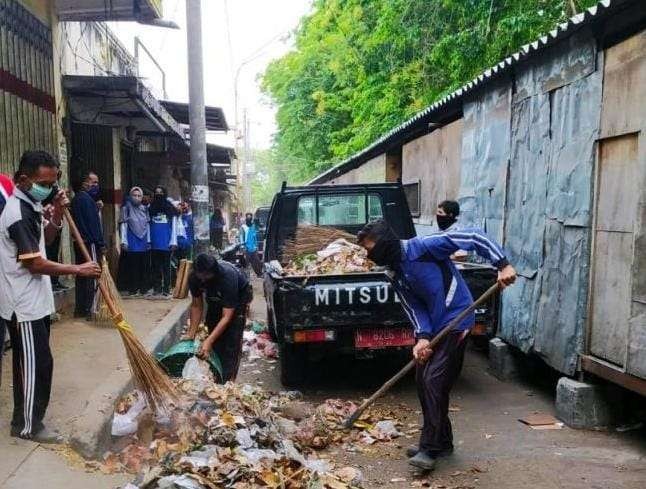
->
xmin=157 ymin=474 xmax=205 ymax=489
xmin=178 ymin=446 xmax=218 ymax=469
xmin=235 ymin=428 xmax=254 ymax=449
xmin=372 ymin=420 xmax=401 ymax=439
xmin=181 ymin=356 xmax=214 ymax=392
xmin=112 ymin=391 xmax=147 ymax=436
xmin=316 ymin=239 xmax=362 ymax=259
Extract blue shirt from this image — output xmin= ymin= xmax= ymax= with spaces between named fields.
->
xmin=150 ymin=212 xmax=177 ymax=251
xmin=178 ymin=213 xmax=194 ymax=250
xmin=393 ymin=228 xmax=507 ymax=339
xmin=241 ymin=224 xmax=258 ymax=253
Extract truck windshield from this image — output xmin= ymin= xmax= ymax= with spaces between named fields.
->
xmin=297 ymin=194 xmax=383 ymax=226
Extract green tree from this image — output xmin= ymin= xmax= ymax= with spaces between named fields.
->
xmin=262 ymin=0 xmax=597 ymax=183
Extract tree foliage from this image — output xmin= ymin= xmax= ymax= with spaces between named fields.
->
xmin=261 ymin=0 xmax=598 ymax=184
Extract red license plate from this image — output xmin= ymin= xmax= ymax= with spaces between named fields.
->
xmin=355 ymin=327 xmax=415 ymax=349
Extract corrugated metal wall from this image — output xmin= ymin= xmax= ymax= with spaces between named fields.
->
xmin=0 ymin=0 xmax=56 ymax=173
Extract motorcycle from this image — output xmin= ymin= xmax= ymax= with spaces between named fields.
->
xmin=219 ymin=243 xmax=249 ymax=278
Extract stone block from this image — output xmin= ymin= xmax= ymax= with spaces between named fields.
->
xmin=556 ymin=377 xmax=617 ymax=429
xmin=488 ymin=337 xmax=521 ymax=381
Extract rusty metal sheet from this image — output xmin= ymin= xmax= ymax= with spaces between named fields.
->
xmin=499 ymin=49 xmax=602 ymax=375
xmin=458 ymin=79 xmax=511 ymax=243
xmin=513 ymin=29 xmax=596 ymax=103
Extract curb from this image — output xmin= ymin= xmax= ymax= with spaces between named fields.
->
xmin=69 ymin=299 xmax=191 ymax=459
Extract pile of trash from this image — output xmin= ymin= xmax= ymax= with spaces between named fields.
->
xmin=283 ymin=239 xmax=375 ymax=276
xmin=243 ymin=323 xmax=278 ymax=360
xmin=100 ymin=362 xmax=409 ymax=488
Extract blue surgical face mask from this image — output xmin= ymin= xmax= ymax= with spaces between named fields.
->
xmin=28 ymin=182 xmax=54 ymax=202
xmin=87 ymin=184 xmax=100 ymax=199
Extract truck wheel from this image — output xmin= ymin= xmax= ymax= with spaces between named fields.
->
xmin=280 ymin=344 xmax=306 ymax=387
xmin=266 ymin=306 xmax=278 ymax=342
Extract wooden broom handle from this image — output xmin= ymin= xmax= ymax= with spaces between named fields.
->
xmin=343 ymin=282 xmax=500 ymax=428
xmin=62 ymin=208 xmax=121 ymax=320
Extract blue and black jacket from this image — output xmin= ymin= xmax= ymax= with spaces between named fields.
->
xmin=393 ymin=228 xmax=508 ymax=339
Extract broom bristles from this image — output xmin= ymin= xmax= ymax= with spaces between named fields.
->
xmin=281 ymin=226 xmax=356 ymax=264
xmin=118 ymin=326 xmax=179 ymax=413
xmin=96 ymin=257 xmax=124 ymax=324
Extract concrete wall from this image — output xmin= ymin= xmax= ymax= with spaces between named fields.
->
xmin=402 ymin=119 xmax=463 ymax=232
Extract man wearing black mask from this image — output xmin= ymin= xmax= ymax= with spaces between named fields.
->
xmin=357 ymin=219 xmax=516 ymax=471
xmin=185 ymin=253 xmax=253 ymax=382
xmin=436 ymin=200 xmax=460 ymax=231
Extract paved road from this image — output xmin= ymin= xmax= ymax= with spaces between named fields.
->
xmin=241 ymin=278 xmax=646 ymax=488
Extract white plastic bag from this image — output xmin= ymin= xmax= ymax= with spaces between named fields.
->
xmin=111 ymin=391 xmax=146 ymax=436
xmin=182 ymin=356 xmax=214 ymax=392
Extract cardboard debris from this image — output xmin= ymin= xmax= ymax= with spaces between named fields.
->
xmin=518 ymin=413 xmax=563 ymax=430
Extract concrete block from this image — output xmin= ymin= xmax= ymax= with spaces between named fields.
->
xmin=556 ymin=377 xmax=617 ymax=429
xmin=70 ymin=299 xmax=190 ymax=458
xmin=488 ymin=337 xmax=521 ymax=381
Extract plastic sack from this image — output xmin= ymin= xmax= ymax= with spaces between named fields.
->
xmin=316 ymin=239 xmax=360 ymax=260
xmin=182 ymin=356 xmax=214 ymax=392
xmin=111 ymin=392 xmax=146 ymax=436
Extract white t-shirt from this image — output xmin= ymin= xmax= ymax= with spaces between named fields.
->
xmin=0 ymin=189 xmax=55 ymax=322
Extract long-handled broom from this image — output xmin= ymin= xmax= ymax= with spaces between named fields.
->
xmin=343 ymin=283 xmax=501 ymax=428
xmin=63 ymin=208 xmax=178 ymax=413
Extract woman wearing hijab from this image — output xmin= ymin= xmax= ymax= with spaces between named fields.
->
xmin=148 ymin=186 xmax=178 ymax=298
xmin=119 ymin=187 xmax=151 ymax=296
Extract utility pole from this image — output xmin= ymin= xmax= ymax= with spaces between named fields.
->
xmin=186 ymin=0 xmax=210 ymax=254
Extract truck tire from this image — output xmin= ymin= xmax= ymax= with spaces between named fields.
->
xmin=280 ymin=344 xmax=307 ymax=387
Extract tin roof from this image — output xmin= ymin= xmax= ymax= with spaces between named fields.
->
xmin=308 ymin=0 xmax=629 ymax=185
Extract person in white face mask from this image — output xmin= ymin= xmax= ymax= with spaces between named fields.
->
xmin=0 ymin=150 xmax=101 ymax=443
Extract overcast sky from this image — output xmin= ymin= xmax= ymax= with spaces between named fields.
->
xmin=107 ymin=0 xmax=311 ymax=149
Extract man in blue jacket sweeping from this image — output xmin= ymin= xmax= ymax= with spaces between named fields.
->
xmin=357 ymin=219 xmax=516 ymax=471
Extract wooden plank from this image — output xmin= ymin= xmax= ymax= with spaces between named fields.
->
xmin=600 ymin=29 xmax=646 ymax=139
xmin=581 ymin=355 xmax=646 ymax=397
xmin=596 ymin=135 xmax=639 ymax=233
xmin=589 ymin=230 xmax=634 ymax=366
xmin=627 ymin=300 xmax=646 ymax=378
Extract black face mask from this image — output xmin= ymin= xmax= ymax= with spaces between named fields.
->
xmin=436 ymin=214 xmax=456 ymax=231
xmin=245 ymin=217 xmax=253 ymax=226
xmin=367 ymin=239 xmax=401 ymax=268
xmin=154 ymin=194 xmax=164 ymax=202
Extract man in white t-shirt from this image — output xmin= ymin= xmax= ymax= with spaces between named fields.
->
xmin=0 ymin=151 xmax=101 ymax=443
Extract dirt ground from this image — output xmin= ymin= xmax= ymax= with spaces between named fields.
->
xmin=241 ymin=278 xmax=646 ymax=489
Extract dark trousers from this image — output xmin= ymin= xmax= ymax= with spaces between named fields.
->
xmin=123 ymin=251 xmax=151 ymax=294
xmin=206 ymin=311 xmax=246 ymax=383
xmin=416 ymin=330 xmax=467 ymax=454
xmin=8 ymin=315 xmax=53 ymax=437
xmin=151 ymin=250 xmax=172 ymax=294
xmin=211 ymin=228 xmax=223 ymax=249
xmin=245 ymin=250 xmax=263 ymax=277
xmin=74 ymin=244 xmax=101 ymax=316
xmin=46 ymin=235 xmax=61 ymax=286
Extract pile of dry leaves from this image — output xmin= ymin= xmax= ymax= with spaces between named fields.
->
xmin=92 ymin=371 xmax=413 ymax=488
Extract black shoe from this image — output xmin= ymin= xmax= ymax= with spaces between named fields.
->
xmin=406 ymin=445 xmax=454 ymax=458
xmin=408 ymin=452 xmax=437 ymax=471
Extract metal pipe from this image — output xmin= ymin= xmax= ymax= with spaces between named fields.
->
xmin=133 ymin=36 xmax=168 ymax=99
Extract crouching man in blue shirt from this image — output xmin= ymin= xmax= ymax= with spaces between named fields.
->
xmin=357 ymin=219 xmax=516 ymax=471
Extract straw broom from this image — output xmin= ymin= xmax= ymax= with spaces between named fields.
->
xmin=63 ymin=208 xmax=178 ymax=413
xmin=281 ymin=225 xmax=356 ymax=263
